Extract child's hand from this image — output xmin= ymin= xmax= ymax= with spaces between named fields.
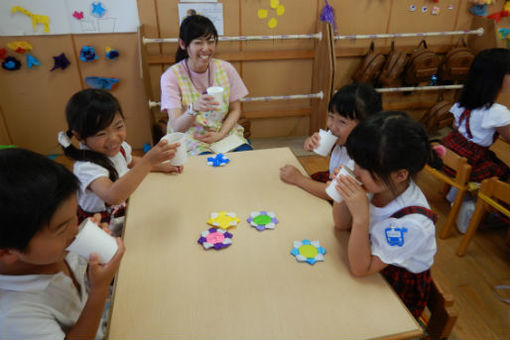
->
xmin=90 ymin=213 xmax=111 ymax=235
xmin=193 ymin=94 xmax=219 ymax=112
xmin=144 ymin=139 xmax=178 ymax=165
xmin=304 ymin=133 xmax=321 ymax=151
xmin=195 ymin=129 xmax=223 ymax=144
xmin=87 ymin=238 xmax=125 ymax=293
xmin=153 ymin=163 xmax=184 ymax=174
xmin=336 ymin=175 xmax=369 ymax=223
xmin=280 ymin=164 xmax=302 ymax=185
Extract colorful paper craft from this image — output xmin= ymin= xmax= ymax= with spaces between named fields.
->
xmin=80 ymin=46 xmax=99 ymax=62
xmin=51 ymin=53 xmax=70 ymax=71
xmin=0 ymin=49 xmax=7 ymax=60
xmin=7 ymin=41 xmax=32 ymax=54
xmin=247 ymin=211 xmax=279 ymax=231
xmin=198 ymin=227 xmax=233 ymax=250
xmin=11 ymin=6 xmax=50 ymax=33
xmin=258 ymin=9 xmax=268 ymax=19
xmin=105 ymin=47 xmax=119 ymax=60
xmin=207 ymin=211 xmax=240 ymax=229
xmin=2 ymin=56 xmax=21 ymax=71
xmin=91 ymin=2 xmax=107 ymax=18
xmin=207 ymin=153 xmax=229 ymax=167
xmin=290 ymin=240 xmax=327 ymax=265
xmin=73 ymin=11 xmax=84 ymax=20
xmin=26 ymin=54 xmax=40 ymax=68
xmin=85 ymin=77 xmax=119 ymax=90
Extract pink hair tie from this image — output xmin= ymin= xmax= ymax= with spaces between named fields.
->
xmin=432 ymin=144 xmax=447 ymax=158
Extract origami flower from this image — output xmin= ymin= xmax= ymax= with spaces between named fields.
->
xmin=247 ymin=211 xmax=279 ymax=231
xmin=290 ymin=240 xmax=327 ymax=265
xmin=207 ymin=211 xmax=240 ymax=229
xmin=80 ymin=46 xmax=99 ymax=62
xmin=207 ymin=153 xmax=229 ymax=167
xmin=2 ymin=56 xmax=21 ymax=71
xmin=198 ymin=228 xmax=233 ymax=250
xmin=105 ymin=47 xmax=119 ymax=60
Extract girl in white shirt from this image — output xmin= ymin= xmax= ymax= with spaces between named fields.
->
xmin=332 ymin=111 xmax=442 ymax=319
xmin=442 ymin=48 xmax=510 ymax=182
xmin=58 ymin=89 xmax=182 ymax=226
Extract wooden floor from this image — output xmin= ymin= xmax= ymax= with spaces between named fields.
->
xmin=297 ymin=155 xmax=510 ymax=340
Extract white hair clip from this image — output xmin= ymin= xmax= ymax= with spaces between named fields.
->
xmin=57 ymin=131 xmax=72 ymax=148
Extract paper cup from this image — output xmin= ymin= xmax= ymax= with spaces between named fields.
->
xmin=325 ymin=165 xmax=362 ymax=203
xmin=160 ymin=132 xmax=187 ymax=166
xmin=66 ymin=218 xmax=118 ymax=264
xmin=206 ymin=86 xmax=224 ymax=105
xmin=313 ymin=129 xmax=338 ymax=157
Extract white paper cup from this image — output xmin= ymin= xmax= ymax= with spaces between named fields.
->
xmin=325 ymin=165 xmax=362 ymax=203
xmin=66 ymin=218 xmax=118 ymax=264
xmin=206 ymin=86 xmax=224 ymax=105
xmin=160 ymin=132 xmax=187 ymax=166
xmin=313 ymin=129 xmax=338 ymax=157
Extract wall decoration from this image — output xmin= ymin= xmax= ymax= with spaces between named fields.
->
xmin=91 ymin=2 xmax=106 ymax=18
xmin=11 ymin=6 xmax=50 ymax=33
xmin=432 ymin=6 xmax=440 ymax=15
xmin=177 ymin=3 xmax=224 ymax=35
xmin=80 ymin=45 xmax=99 ymax=62
xmin=0 ymin=48 xmax=6 ymax=59
xmin=410 ymin=5 xmax=417 ymax=12
xmin=105 ymin=46 xmax=119 ymax=60
xmin=85 ymin=76 xmax=119 ymax=90
xmin=2 ymin=56 xmax=21 ymax=71
xmin=50 ymin=52 xmax=70 ymax=71
xmin=498 ymin=28 xmax=510 ymax=48
xmin=72 ymin=11 xmax=84 ymax=20
xmin=7 ymin=41 xmax=32 ymax=53
xmin=258 ymin=0 xmax=286 ymax=29
xmin=487 ymin=0 xmax=510 ymax=21
xmin=421 ymin=6 xmax=428 ymax=13
xmin=26 ymin=53 xmax=40 ymax=68
xmin=319 ymin=0 xmax=337 ymax=32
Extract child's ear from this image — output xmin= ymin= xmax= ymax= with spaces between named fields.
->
xmin=71 ymin=130 xmax=83 ymax=142
xmin=178 ymin=39 xmax=186 ymax=51
xmin=391 ymin=169 xmax=409 ymax=184
xmin=0 ymin=249 xmax=22 ymax=265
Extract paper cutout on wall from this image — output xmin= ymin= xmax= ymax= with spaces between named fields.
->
xmin=91 ymin=2 xmax=107 ymax=18
xmin=498 ymin=28 xmax=510 ymax=48
xmin=268 ymin=17 xmax=277 ymax=28
xmin=85 ymin=77 xmax=119 ymax=90
xmin=257 ymin=9 xmax=268 ymax=19
xmin=73 ymin=11 xmax=84 ymax=20
xmin=11 ymin=6 xmax=50 ymax=33
xmin=26 ymin=54 xmax=40 ymax=68
xmin=0 ymin=48 xmax=6 ymax=59
xmin=80 ymin=45 xmax=99 ymax=62
xmin=319 ymin=0 xmax=337 ymax=32
xmin=51 ymin=53 xmax=70 ymax=71
xmin=432 ymin=6 xmax=440 ymax=15
xmin=276 ymin=5 xmax=285 ymax=16
xmin=270 ymin=0 xmax=280 ymax=9
xmin=2 ymin=56 xmax=21 ymax=71
xmin=105 ymin=46 xmax=119 ymax=60
xmin=7 ymin=41 xmax=32 ymax=54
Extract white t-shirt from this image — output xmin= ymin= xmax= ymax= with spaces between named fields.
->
xmin=450 ymin=102 xmax=510 ymax=147
xmin=369 ymin=181 xmax=437 ymax=274
xmin=329 ymin=145 xmax=354 ymax=178
xmin=74 ymin=141 xmax=132 ymax=212
xmin=0 ymin=253 xmax=103 ymax=340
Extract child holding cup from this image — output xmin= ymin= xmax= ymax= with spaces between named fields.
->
xmin=58 ymin=89 xmax=183 ymax=228
xmin=280 ymin=83 xmax=382 ymax=200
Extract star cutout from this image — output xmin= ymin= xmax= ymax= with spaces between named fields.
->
xmin=73 ymin=11 xmax=84 ymax=20
xmin=197 ymin=228 xmax=233 ymax=250
xmin=207 ymin=153 xmax=230 ymax=167
xmin=207 ymin=211 xmax=240 ymax=230
xmin=91 ymin=2 xmax=106 ymax=18
xmin=51 ymin=53 xmax=70 ymax=71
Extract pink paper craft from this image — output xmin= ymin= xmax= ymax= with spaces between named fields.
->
xmin=73 ymin=11 xmax=84 ymax=20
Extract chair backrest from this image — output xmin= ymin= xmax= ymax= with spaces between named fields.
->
xmin=478 ymin=177 xmax=510 ymax=216
xmin=425 ymin=145 xmax=472 ymax=190
xmin=425 ymin=269 xmax=458 ymax=340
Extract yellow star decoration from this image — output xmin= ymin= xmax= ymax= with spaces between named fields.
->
xmin=258 ymin=0 xmax=285 ymax=29
xmin=207 ymin=211 xmax=240 ymax=230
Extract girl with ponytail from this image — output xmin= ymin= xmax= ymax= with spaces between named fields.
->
xmin=58 ymin=89 xmax=182 ymax=227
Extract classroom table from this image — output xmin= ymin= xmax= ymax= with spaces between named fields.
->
xmin=107 ymin=147 xmax=422 ymax=340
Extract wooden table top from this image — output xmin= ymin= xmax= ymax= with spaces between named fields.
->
xmin=107 ymin=147 xmax=421 ymax=340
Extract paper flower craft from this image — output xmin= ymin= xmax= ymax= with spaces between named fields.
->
xmin=80 ymin=46 xmax=99 ymax=62
xmin=7 ymin=41 xmax=32 ymax=54
xmin=247 ymin=211 xmax=279 ymax=231
xmin=85 ymin=77 xmax=119 ymax=90
xmin=198 ymin=227 xmax=233 ymax=250
xmin=105 ymin=46 xmax=119 ymax=60
xmin=73 ymin=11 xmax=84 ymax=20
xmin=207 ymin=211 xmax=240 ymax=229
xmin=91 ymin=2 xmax=106 ymax=18
xmin=290 ymin=240 xmax=327 ymax=265
xmin=51 ymin=53 xmax=70 ymax=71
xmin=207 ymin=153 xmax=229 ymax=167
xmin=26 ymin=54 xmax=40 ymax=68
xmin=2 ymin=56 xmax=21 ymax=71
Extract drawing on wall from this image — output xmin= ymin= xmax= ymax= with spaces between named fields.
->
xmin=177 ymin=3 xmax=224 ymax=35
xmin=0 ymin=0 xmax=139 ymax=36
xmin=257 ymin=0 xmax=285 ymax=29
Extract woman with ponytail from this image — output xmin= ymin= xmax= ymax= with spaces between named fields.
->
xmin=160 ymin=14 xmax=251 ymax=155
xmin=331 ymin=111 xmax=442 ymax=319
xmin=58 ymin=89 xmax=182 ymax=228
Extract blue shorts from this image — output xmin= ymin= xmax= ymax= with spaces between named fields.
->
xmin=198 ymin=143 xmax=253 ymax=155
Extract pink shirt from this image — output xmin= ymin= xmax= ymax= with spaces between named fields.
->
xmin=160 ymin=59 xmax=248 ymax=112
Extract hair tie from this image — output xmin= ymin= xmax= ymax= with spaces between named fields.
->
xmin=57 ymin=131 xmax=72 ymax=148
xmin=432 ymin=144 xmax=446 ymax=158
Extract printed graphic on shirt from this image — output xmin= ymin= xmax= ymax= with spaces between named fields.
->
xmin=385 ymin=225 xmax=408 ymax=247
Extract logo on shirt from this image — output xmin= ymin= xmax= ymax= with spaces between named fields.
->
xmin=385 ymin=226 xmax=408 ymax=247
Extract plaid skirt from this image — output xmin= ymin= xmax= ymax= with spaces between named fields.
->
xmin=311 ymin=170 xmax=330 ymax=183
xmin=441 ymin=130 xmax=509 ymax=182
xmin=381 ymin=265 xmax=431 ymax=319
xmin=77 ymin=205 xmax=126 ymax=225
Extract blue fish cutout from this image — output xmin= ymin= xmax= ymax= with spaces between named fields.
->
xmin=84 ymin=76 xmax=119 ymax=90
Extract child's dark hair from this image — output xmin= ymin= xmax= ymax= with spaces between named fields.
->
xmin=0 ymin=148 xmax=79 ymax=251
xmin=346 ymin=111 xmax=442 ymax=190
xmin=328 ymin=83 xmax=382 ymax=121
xmin=60 ymin=89 xmax=124 ymax=181
xmin=459 ymin=48 xmax=510 ymax=110
xmin=175 ymin=15 xmax=218 ymax=63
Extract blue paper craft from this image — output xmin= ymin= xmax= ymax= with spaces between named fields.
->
xmin=2 ymin=56 xmax=21 ymax=71
xmin=51 ymin=53 xmax=70 ymax=71
xmin=207 ymin=153 xmax=230 ymax=167
xmin=91 ymin=2 xmax=106 ymax=18
xmin=290 ymin=239 xmax=327 ymax=265
xmin=105 ymin=47 xmax=119 ymax=60
xmin=80 ymin=46 xmax=99 ymax=62
xmin=84 ymin=77 xmax=119 ymax=91
xmin=26 ymin=54 xmax=40 ymax=68
xmin=470 ymin=4 xmax=487 ymax=16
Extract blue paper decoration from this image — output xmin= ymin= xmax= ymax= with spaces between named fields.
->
xmin=84 ymin=77 xmax=119 ymax=91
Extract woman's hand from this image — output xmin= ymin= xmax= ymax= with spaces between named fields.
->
xmin=193 ymin=94 xmax=219 ymax=112
xmin=143 ymin=139 xmax=178 ymax=165
xmin=195 ymin=129 xmax=224 ymax=144
xmin=336 ymin=175 xmax=369 ymax=223
xmin=304 ymin=133 xmax=321 ymax=151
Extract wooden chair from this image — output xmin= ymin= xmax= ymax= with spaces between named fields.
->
xmin=421 ymin=269 xmax=458 ymax=340
xmin=456 ymin=177 xmax=510 ymax=256
xmin=424 ymin=145 xmax=472 ymax=239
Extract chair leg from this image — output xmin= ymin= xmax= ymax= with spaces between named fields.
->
xmin=456 ymin=200 xmax=488 ymax=256
xmin=506 ymin=228 xmax=510 ymax=247
xmin=439 ymin=189 xmax=467 ymax=239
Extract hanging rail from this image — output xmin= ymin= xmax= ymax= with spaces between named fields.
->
xmin=148 ymin=91 xmax=323 ymax=109
xmin=335 ymin=28 xmax=484 ymax=41
xmin=144 ymin=32 xmax=322 ymax=45
xmin=375 ymin=85 xmax=463 ymax=93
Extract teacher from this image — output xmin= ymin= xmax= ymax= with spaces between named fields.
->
xmin=160 ymin=14 xmax=252 ymax=155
